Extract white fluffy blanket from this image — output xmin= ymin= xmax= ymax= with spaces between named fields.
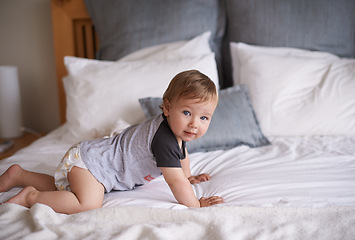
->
xmin=1 ymin=203 xmax=354 ymax=240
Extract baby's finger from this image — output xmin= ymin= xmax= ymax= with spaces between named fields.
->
xmin=190 ymin=179 xmax=200 ymax=184
xmin=208 ymin=196 xmax=224 ymax=205
xmin=198 ymin=174 xmax=210 ymax=181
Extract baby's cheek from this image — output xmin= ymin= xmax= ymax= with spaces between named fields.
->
xmin=198 ymin=129 xmax=208 ymax=138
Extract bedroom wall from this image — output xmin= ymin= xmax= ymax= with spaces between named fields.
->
xmin=0 ymin=0 xmax=60 ymax=133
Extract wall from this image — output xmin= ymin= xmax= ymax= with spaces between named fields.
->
xmin=0 ymin=0 xmax=60 ymax=133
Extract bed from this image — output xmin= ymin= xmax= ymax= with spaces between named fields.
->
xmin=1 ymin=0 xmax=355 ymax=239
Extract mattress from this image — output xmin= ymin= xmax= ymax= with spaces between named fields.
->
xmin=1 ymin=124 xmax=354 ymax=209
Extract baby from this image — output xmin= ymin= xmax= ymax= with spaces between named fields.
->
xmin=0 ymin=70 xmax=223 ymax=214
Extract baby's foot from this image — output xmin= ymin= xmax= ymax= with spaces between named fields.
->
xmin=5 ymin=186 xmax=37 ymax=208
xmin=0 ymin=164 xmax=23 ymax=192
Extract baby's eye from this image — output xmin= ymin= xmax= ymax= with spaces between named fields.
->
xmin=183 ymin=111 xmax=191 ymax=116
xmin=200 ymin=116 xmax=208 ymax=121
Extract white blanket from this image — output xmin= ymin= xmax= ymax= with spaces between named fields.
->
xmin=1 ymin=124 xmax=355 ymax=239
xmin=1 ymin=203 xmax=354 ymax=240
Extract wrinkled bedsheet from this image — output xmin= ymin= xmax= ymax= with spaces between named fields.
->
xmin=1 ymin=124 xmax=354 ymax=239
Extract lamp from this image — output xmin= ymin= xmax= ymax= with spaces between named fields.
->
xmin=0 ymin=66 xmax=23 ymax=153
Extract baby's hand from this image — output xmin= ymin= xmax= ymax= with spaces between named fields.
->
xmin=199 ymin=196 xmax=224 ymax=207
xmin=188 ymin=173 xmax=211 ymax=184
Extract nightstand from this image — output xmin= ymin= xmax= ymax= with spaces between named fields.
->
xmin=0 ymin=132 xmax=45 ymax=160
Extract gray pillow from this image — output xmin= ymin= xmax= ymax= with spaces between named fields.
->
xmin=139 ymin=85 xmax=270 ymax=153
xmin=84 ymin=0 xmax=227 ymax=87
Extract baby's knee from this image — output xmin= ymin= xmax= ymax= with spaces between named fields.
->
xmin=79 ymin=201 xmax=102 ymax=212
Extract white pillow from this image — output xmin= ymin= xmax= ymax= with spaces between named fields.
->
xmin=232 ymin=42 xmax=355 ymax=136
xmin=230 ymin=42 xmax=338 ymax=85
xmin=63 ymin=54 xmax=219 ymax=139
xmin=120 ymin=31 xmax=212 ymax=61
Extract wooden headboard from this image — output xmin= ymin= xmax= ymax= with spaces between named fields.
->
xmin=51 ymin=0 xmax=98 ymax=124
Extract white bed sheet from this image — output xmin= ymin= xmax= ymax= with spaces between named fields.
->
xmin=1 ymin=124 xmax=355 ymax=208
xmin=1 ymin=125 xmax=355 ymax=240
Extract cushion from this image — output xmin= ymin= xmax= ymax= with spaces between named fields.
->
xmin=139 ymin=85 xmax=270 ymax=153
xmin=84 ymin=0 xmax=226 ymax=86
xmin=63 ymin=53 xmax=218 ymax=139
xmin=230 ymin=42 xmax=338 ymax=85
xmin=232 ymin=42 xmax=355 ymax=136
xmin=120 ymin=31 xmax=213 ymax=62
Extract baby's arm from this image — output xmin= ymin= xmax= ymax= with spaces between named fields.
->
xmin=160 ymin=167 xmax=200 ymax=207
xmin=180 ymin=151 xmax=192 ymax=178
xmin=181 ymin=150 xmax=211 ymax=184
xmin=160 ymin=167 xmax=224 ymax=207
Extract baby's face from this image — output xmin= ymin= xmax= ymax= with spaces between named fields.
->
xmin=163 ymin=97 xmax=217 ymax=144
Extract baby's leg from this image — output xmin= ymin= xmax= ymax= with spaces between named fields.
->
xmin=6 ymin=166 xmax=105 ymax=214
xmin=0 ymin=164 xmax=56 ymax=192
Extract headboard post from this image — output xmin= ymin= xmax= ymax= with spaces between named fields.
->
xmin=51 ymin=0 xmax=97 ymax=124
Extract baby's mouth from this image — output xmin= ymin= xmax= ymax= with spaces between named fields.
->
xmin=185 ymin=130 xmax=197 ymax=135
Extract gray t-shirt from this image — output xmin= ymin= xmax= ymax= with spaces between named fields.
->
xmin=80 ymin=114 xmax=186 ymax=192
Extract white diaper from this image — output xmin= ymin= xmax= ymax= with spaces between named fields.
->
xmin=54 ymin=144 xmax=88 ymax=191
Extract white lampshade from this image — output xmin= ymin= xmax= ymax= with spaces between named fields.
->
xmin=0 ymin=66 xmax=23 ymax=139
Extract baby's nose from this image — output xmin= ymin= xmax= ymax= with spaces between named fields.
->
xmin=189 ymin=120 xmax=197 ymax=129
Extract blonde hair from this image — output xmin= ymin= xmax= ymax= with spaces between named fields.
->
xmin=162 ymin=70 xmax=217 ymax=108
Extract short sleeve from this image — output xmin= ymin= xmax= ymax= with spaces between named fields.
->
xmin=151 ymin=120 xmax=184 ymax=168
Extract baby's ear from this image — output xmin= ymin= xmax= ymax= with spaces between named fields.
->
xmin=162 ymin=99 xmax=170 ymax=116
